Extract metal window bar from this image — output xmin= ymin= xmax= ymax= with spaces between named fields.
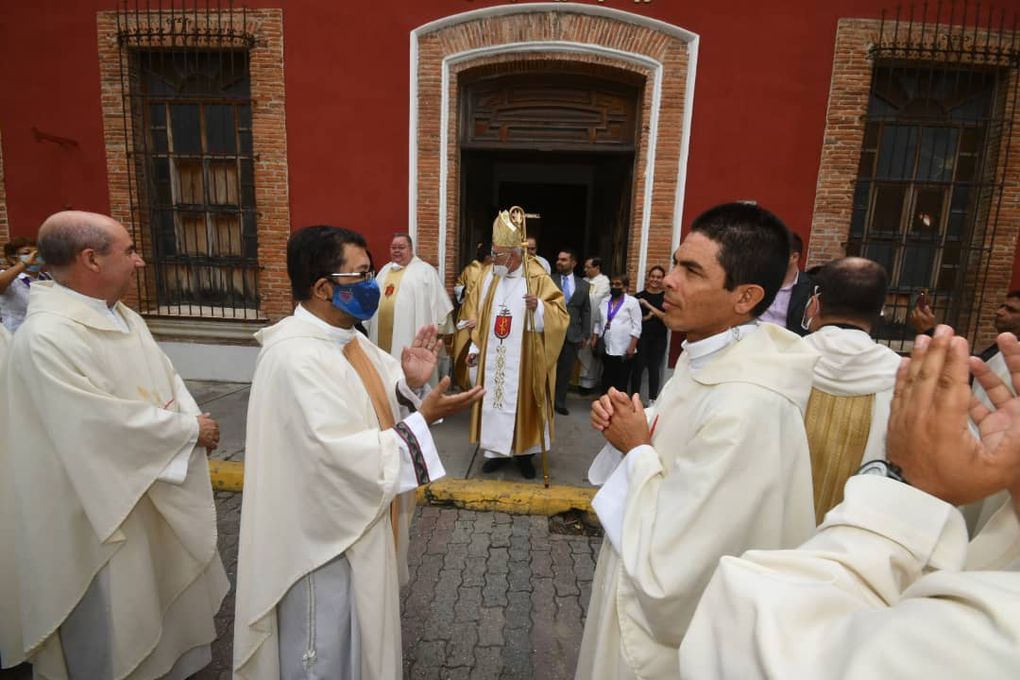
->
xmin=850 ymin=1 xmax=1019 ymax=352
xmin=115 ymin=0 xmax=260 ymax=320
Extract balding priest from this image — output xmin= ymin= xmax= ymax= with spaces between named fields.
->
xmin=0 ymin=210 xmax=228 ymax=679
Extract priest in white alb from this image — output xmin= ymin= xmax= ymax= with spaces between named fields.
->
xmin=453 ymin=209 xmax=568 ymax=480
xmin=801 ymin=257 xmax=902 ymax=522
xmin=679 ymin=326 xmax=1020 ymax=679
xmin=367 ymin=232 xmax=453 ymax=386
xmin=233 ymin=225 xmax=482 ymax=680
xmin=0 ymin=211 xmax=228 ymax=679
xmin=578 ymin=203 xmax=818 ymax=679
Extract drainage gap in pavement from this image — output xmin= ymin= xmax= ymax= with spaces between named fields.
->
xmin=548 ymin=509 xmax=603 ymax=537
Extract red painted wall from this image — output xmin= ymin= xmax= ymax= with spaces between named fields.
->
xmin=2 ymin=0 xmax=1018 ymax=284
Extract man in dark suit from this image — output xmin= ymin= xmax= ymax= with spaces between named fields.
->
xmin=553 ymin=248 xmax=591 ymax=415
xmin=760 ymin=231 xmax=814 ymax=336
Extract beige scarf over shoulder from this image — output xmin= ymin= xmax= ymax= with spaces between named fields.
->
xmin=342 ymin=340 xmax=403 ymax=549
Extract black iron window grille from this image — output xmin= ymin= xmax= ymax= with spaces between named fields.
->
xmin=849 ymin=2 xmax=1018 ymax=351
xmin=116 ymin=2 xmax=261 ymax=319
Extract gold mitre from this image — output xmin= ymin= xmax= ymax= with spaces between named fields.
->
xmin=492 ymin=207 xmax=527 ymax=248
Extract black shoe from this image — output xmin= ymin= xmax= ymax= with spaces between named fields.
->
xmin=481 ymin=457 xmax=508 ymax=473
xmin=516 ymin=455 xmax=536 ymax=479
xmin=554 ymin=406 xmax=569 ymax=416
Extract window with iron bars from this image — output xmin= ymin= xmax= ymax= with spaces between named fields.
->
xmin=132 ymin=49 xmax=259 ymax=319
xmin=847 ymin=63 xmax=1004 ymax=351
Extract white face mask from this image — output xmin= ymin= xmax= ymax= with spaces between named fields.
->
xmin=801 ymin=287 xmax=820 ymax=331
xmin=493 ymin=264 xmax=509 ymax=278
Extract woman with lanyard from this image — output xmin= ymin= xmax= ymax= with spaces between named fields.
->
xmin=631 ymin=265 xmax=668 ymax=405
xmin=592 ymin=272 xmax=642 ymax=394
xmin=1 ymin=237 xmax=49 ymax=333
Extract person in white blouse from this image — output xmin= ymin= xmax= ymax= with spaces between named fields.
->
xmin=592 ymin=273 xmax=642 ymax=394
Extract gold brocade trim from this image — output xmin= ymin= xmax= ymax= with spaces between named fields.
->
xmin=377 ymin=266 xmax=407 ymax=354
xmin=804 ymin=388 xmax=874 ymax=524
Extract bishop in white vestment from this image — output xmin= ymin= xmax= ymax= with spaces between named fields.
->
xmin=0 ymin=211 xmax=228 ymax=680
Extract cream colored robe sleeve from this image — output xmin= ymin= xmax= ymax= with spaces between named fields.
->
xmin=18 ymin=327 xmax=199 ymax=543
xmin=593 ymin=382 xmax=815 ymax=644
xmin=0 ymin=325 xmax=10 ymax=366
xmin=679 ymin=477 xmax=1020 ymax=679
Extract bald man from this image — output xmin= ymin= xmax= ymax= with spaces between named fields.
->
xmin=0 ymin=211 xmax=228 ymax=679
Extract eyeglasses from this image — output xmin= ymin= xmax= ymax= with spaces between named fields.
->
xmin=329 ymin=270 xmax=375 ymax=284
xmin=490 ymin=251 xmax=512 ymax=261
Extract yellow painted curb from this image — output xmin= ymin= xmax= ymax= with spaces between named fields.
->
xmin=208 ymin=460 xmax=595 ymax=517
xmin=209 ymin=460 xmax=244 ymax=492
xmin=418 ymin=478 xmax=596 ymax=518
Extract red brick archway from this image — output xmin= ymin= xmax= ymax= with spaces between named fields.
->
xmin=411 ymin=4 xmax=697 ymax=290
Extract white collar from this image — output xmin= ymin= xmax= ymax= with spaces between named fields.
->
xmin=681 ymin=321 xmax=760 ymax=372
xmin=295 ymin=304 xmax=359 ymax=345
xmin=504 ymin=265 xmax=524 ymax=279
xmin=390 ymin=257 xmax=416 ymax=272
xmin=54 ymin=282 xmax=128 ymax=332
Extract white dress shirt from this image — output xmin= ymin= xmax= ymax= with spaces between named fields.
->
xmin=595 ymin=294 xmax=642 ymax=356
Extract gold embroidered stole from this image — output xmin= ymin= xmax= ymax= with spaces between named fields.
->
xmin=377 ymin=266 xmax=407 ymax=354
xmin=804 ymin=388 xmax=874 ymax=524
xmin=342 ymin=338 xmax=401 ymax=549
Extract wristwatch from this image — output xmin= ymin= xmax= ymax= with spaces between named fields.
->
xmin=855 ymin=459 xmax=910 ymax=485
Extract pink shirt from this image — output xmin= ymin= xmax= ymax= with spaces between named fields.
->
xmin=759 ymin=280 xmax=795 ymax=327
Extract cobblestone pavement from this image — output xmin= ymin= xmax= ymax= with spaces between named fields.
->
xmin=191 ymin=494 xmax=601 ymax=679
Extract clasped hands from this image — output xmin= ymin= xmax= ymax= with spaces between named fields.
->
xmin=590 ymin=387 xmax=651 ymax=453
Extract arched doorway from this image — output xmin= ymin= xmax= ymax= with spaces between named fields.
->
xmin=458 ymin=67 xmax=642 ymax=276
xmin=410 ymin=4 xmax=697 ymax=289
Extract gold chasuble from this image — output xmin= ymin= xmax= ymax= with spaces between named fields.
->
xmin=376 ymin=266 xmax=407 ymax=354
xmin=453 ymin=261 xmax=484 ymax=389
xmin=804 ymin=388 xmax=874 ymax=524
xmin=456 ymin=259 xmax=568 ymax=454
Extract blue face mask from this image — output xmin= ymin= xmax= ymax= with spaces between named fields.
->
xmin=330 ymin=279 xmax=380 ymax=321
xmin=19 ymin=254 xmax=43 ymax=273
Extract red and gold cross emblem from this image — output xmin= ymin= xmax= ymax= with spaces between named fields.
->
xmin=494 ymin=309 xmax=512 ymax=340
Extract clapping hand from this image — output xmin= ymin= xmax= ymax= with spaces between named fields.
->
xmin=887 ymin=325 xmax=1020 ymax=507
xmin=402 ymin=324 xmax=440 ymax=389
xmin=419 ymin=377 xmax=484 ymax=424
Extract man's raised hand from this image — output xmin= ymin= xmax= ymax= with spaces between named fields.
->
xmin=887 ymin=325 xmax=1020 ymax=507
xmin=418 ymin=376 xmax=484 ymax=425
xmin=402 ymin=324 xmax=440 ymax=389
